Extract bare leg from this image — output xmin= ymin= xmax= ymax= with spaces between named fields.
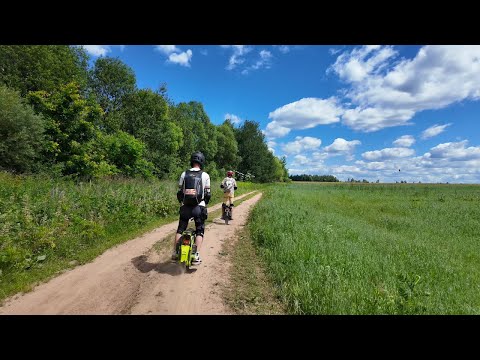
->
xmin=195 ymin=235 xmax=203 ymax=252
xmin=173 ymin=233 xmax=181 ymax=251
xmin=221 ymin=196 xmax=227 ymax=219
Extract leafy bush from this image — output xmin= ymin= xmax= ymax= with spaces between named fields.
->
xmin=0 ymin=84 xmax=45 ymax=173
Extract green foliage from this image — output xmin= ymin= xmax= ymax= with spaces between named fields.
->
xmin=171 ymin=102 xmax=220 ymax=167
xmin=346 ymin=177 xmax=370 ymax=183
xmin=248 ymin=183 xmax=480 ymax=314
xmin=27 ymin=82 xmax=104 ymax=177
xmin=235 ymin=120 xmax=287 ymax=182
xmin=89 ymin=57 xmax=136 ymax=115
xmin=118 ymin=89 xmax=183 ymax=178
xmin=0 ymin=47 xmax=288 ymax=183
xmin=280 ymin=156 xmax=290 ymax=182
xmin=98 ymin=131 xmax=155 ymax=178
xmin=0 ymin=171 xmax=263 ymax=301
xmin=273 ymin=156 xmax=288 ymax=182
xmin=0 ymin=85 xmax=46 ymax=173
xmin=0 ymin=173 xmax=179 ymax=291
xmin=290 ymin=174 xmax=339 ymax=182
xmin=215 ymin=120 xmax=240 ymax=171
xmin=0 ymin=45 xmax=89 ymax=96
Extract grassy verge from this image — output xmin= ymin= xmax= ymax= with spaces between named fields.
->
xmin=0 ymin=171 xmax=262 ymax=303
xmin=222 ymin=228 xmax=286 ymax=315
xmin=247 ymin=182 xmax=480 ymax=314
xmin=221 ymin=197 xmax=285 ymax=315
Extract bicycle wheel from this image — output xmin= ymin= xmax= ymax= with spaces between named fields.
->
xmin=186 ymin=246 xmax=192 ymax=270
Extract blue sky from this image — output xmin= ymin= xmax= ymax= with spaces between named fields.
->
xmin=82 ymin=45 xmax=480 ymax=183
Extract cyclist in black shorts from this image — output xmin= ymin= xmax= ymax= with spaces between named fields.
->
xmin=172 ymin=152 xmax=211 ymax=265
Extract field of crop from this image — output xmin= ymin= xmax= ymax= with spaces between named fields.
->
xmin=248 ymin=182 xmax=480 ymax=314
xmin=0 ymin=171 xmax=260 ymax=301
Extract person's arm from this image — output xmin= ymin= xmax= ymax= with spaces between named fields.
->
xmin=204 ymin=174 xmax=211 ymax=205
xmin=178 ymin=171 xmax=185 ymax=188
xmin=234 ymin=178 xmax=237 ymax=190
xmin=176 ymin=172 xmax=185 ymax=203
xmin=220 ymin=177 xmax=224 ymax=188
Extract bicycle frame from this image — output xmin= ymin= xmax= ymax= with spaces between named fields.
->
xmin=222 ymin=203 xmax=232 ymax=225
xmin=178 ymin=228 xmax=196 ymax=269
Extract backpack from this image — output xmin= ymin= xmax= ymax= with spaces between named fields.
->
xmin=182 ymin=170 xmax=203 ymax=206
xmin=224 ymin=178 xmax=234 ymax=193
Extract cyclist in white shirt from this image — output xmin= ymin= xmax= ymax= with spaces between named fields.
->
xmin=220 ymin=170 xmax=237 ymax=220
xmin=172 ymin=152 xmax=211 ymax=265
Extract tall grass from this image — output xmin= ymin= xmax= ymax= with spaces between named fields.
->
xmin=0 ymin=171 xmax=260 ymax=300
xmin=248 ymin=183 xmax=480 ymax=314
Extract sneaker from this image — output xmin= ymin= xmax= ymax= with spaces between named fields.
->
xmin=171 ymin=250 xmax=178 ymax=260
xmin=192 ymin=252 xmax=202 ymax=265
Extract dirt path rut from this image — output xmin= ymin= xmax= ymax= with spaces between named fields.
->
xmin=0 ymin=192 xmax=262 ymax=315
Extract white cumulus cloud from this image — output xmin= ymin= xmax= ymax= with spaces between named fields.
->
xmin=264 ymin=121 xmax=291 ymax=138
xmin=362 ymin=147 xmax=415 ymax=161
xmin=155 ymin=45 xmax=193 ymax=67
xmin=393 ymin=135 xmax=416 ymax=147
xmin=265 ymin=97 xmax=343 ymax=138
xmin=329 ymin=45 xmax=480 ymax=132
xmin=168 ymin=50 xmax=192 ymax=67
xmin=83 ymin=45 xmax=111 ymax=57
xmin=426 ymin=140 xmax=480 ymax=161
xmin=224 ymin=113 xmax=242 ymax=124
xmin=221 ymin=45 xmax=252 ymax=70
xmin=342 ymin=107 xmax=415 ymax=132
xmin=242 ymin=49 xmax=273 ymax=75
xmin=324 ymin=138 xmax=361 ymax=153
xmin=267 ymin=139 xmax=277 ymax=154
xmin=155 ymin=45 xmax=180 ymax=55
xmin=421 ymin=123 xmax=452 ymax=139
xmin=282 ymin=136 xmax=322 ymax=155
xmin=275 ymin=45 xmax=290 ymax=53
xmin=81 ymin=45 xmax=127 ymax=57
xmin=330 ymin=45 xmax=396 ymax=83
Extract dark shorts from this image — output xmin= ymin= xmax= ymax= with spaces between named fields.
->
xmin=176 ymin=205 xmax=207 ymax=237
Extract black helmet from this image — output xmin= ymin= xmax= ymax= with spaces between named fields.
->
xmin=190 ymin=152 xmax=205 ymax=168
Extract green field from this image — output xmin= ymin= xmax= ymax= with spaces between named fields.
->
xmin=0 ymin=171 xmax=260 ymax=301
xmin=248 ymin=182 xmax=480 ymax=314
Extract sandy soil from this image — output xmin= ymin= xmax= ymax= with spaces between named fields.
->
xmin=0 ymin=192 xmax=262 ymax=315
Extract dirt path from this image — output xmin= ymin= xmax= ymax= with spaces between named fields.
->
xmin=0 ymin=192 xmax=262 ymax=315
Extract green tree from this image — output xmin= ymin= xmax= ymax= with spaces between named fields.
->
xmin=89 ymin=57 xmax=136 ymax=116
xmin=171 ymin=101 xmax=218 ymax=168
xmin=214 ymin=120 xmax=240 ymax=171
xmin=171 ymin=102 xmax=197 ymax=165
xmin=272 ymin=156 xmax=285 ymax=182
xmin=98 ymin=131 xmax=155 ymax=178
xmin=0 ymin=84 xmax=45 ymax=173
xmin=235 ymin=120 xmax=275 ymax=182
xmin=118 ymin=89 xmax=183 ymax=178
xmin=290 ymin=174 xmax=339 ymax=182
xmin=280 ymin=156 xmax=290 ymax=181
xmin=27 ymin=82 xmax=107 ymax=178
xmin=0 ymin=45 xmax=89 ymax=97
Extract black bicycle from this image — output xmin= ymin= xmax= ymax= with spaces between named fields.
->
xmin=222 ymin=203 xmax=232 ymax=225
xmin=175 ymin=227 xmax=197 ymax=270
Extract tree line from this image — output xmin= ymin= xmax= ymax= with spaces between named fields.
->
xmin=0 ymin=45 xmax=289 ymax=182
xmin=289 ymin=174 xmax=339 ymax=182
